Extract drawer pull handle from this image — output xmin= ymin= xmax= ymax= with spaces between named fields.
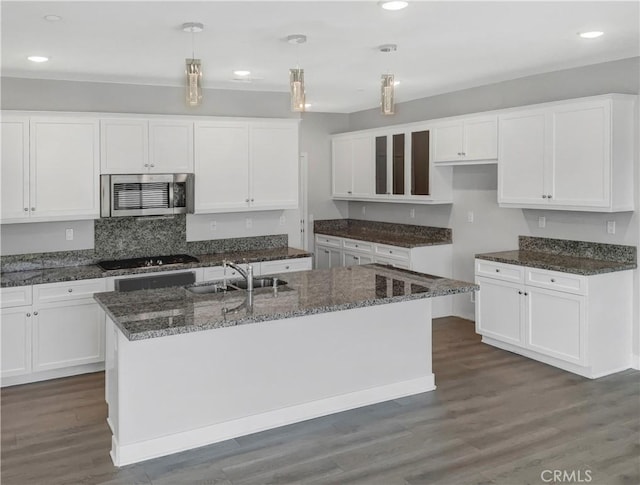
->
xmin=68 ymin=288 xmax=73 ymax=292
xmin=26 ymin=312 xmax=31 ymax=317
xmin=550 ymin=278 xmax=555 ymax=283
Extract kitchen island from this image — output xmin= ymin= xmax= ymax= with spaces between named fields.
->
xmin=94 ymin=264 xmax=476 ymax=466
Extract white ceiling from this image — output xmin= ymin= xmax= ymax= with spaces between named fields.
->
xmin=2 ymin=1 xmax=638 ymax=113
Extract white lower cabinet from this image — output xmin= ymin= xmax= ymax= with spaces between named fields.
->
xmin=315 ymin=234 xmax=453 ymax=317
xmin=475 ymin=259 xmax=632 ymax=378
xmin=1 ymin=278 xmax=106 ymax=387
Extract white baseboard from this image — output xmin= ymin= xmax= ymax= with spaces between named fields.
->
xmin=631 ymin=353 xmax=640 ymax=370
xmin=1 ymin=362 xmax=105 ymax=388
xmin=112 ymin=375 xmax=436 ymax=467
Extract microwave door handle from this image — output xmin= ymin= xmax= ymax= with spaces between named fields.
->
xmin=168 ymin=181 xmax=175 ymax=209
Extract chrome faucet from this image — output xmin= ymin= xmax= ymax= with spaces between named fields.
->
xmin=223 ymin=260 xmax=254 ymax=292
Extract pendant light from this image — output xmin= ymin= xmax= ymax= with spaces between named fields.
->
xmin=183 ymin=22 xmax=204 ymax=107
xmin=287 ymin=34 xmax=307 ymax=112
xmin=379 ymin=44 xmax=397 ymax=116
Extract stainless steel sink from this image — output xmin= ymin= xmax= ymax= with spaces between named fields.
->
xmin=232 ymin=277 xmax=287 ymax=290
xmin=186 ymin=283 xmax=239 ymax=294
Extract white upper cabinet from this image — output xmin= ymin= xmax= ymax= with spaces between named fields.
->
xmin=332 ymin=134 xmax=373 ymax=198
xmin=250 ymin=122 xmax=299 ymax=210
xmin=2 ymin=115 xmax=100 ymax=223
xmin=1 ymin=116 xmax=30 ymax=221
xmin=432 ymin=115 xmax=498 ymax=164
xmin=101 ymin=118 xmax=194 ymax=174
xmin=498 ymin=95 xmax=635 ymax=212
xmin=194 ymin=119 xmax=299 ymax=213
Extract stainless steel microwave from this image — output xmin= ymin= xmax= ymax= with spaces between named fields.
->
xmin=100 ymin=173 xmax=194 ymax=217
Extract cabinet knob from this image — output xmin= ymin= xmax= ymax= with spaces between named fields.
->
xmin=150 ymin=164 xmax=155 ymax=168
xmin=34 ymin=311 xmax=39 ymax=315
xmin=389 ymin=251 xmax=393 ymax=254
xmin=347 ymin=191 xmax=352 ymax=194
xmin=524 ymin=292 xmax=528 ymax=296
xmin=547 ymin=195 xmax=552 ymax=199
xmin=518 ymin=291 xmax=522 ymax=295
xmin=495 ymin=269 xmax=500 ymax=273
xmin=68 ymin=288 xmax=73 ymax=292
xmin=461 ymin=152 xmax=466 ymax=156
xmin=542 ymin=195 xmax=547 ymax=199
xmin=324 ymin=250 xmax=329 ymax=254
xmin=144 ymin=164 xmax=149 ymax=167
xmin=355 ymin=244 xmax=358 ymax=247
xmin=245 ymin=198 xmax=250 ymax=203
xmin=285 ymin=265 xmax=290 ymax=269
xmin=26 ymin=312 xmax=31 ymax=317
xmin=24 ymin=208 xmax=28 ymax=212
xmin=550 ymin=278 xmax=555 ymax=283
xmin=250 ymin=198 xmax=254 ymax=202
xmin=457 ymin=152 xmax=462 ymax=156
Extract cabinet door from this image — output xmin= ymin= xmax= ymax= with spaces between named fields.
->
xmin=375 ymin=136 xmax=388 ymax=195
xmin=391 ymin=134 xmax=405 ymax=195
xmin=475 ymin=276 xmax=523 ymax=345
xmin=1 ymin=117 xmax=30 ymax=221
xmin=332 ymin=138 xmax=352 ymax=197
xmin=464 ymin=117 xmax=498 ymax=160
xmin=250 ymin=122 xmax=298 ymax=209
xmin=526 ymin=286 xmax=585 ymax=365
xmin=33 ymin=300 xmax=104 ymax=372
xmin=550 ymin=101 xmax=610 ymax=208
xmin=411 ymin=130 xmax=430 ymax=195
xmin=149 ymin=120 xmax=194 ymax=173
xmin=315 ymin=246 xmax=342 ymax=269
xmin=498 ymin=110 xmax=547 ymax=206
xmin=351 ymin=135 xmax=373 ymax=197
xmin=100 ymin=119 xmax=148 ymax=173
xmin=432 ymin=122 xmax=463 ymax=162
xmin=194 ymin=122 xmax=250 ymax=212
xmin=1 ymin=307 xmax=31 ymax=378
xmin=30 ymin=118 xmax=100 ymax=219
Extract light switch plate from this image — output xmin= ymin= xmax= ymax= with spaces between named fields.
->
xmin=245 ymin=218 xmax=252 ymax=229
xmin=410 ymin=208 xmax=415 ymax=218
xmin=210 ymin=221 xmax=217 ymax=232
xmin=607 ymin=221 xmax=615 ymax=234
xmin=65 ymin=228 xmax=74 ymax=241
xmin=538 ymin=216 xmax=546 ymax=228
xmin=467 ymin=211 xmax=474 ymax=223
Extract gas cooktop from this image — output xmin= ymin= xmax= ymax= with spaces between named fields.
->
xmin=97 ymin=254 xmax=199 ymax=271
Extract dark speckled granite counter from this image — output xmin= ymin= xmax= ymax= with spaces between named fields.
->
xmin=314 ymin=219 xmax=451 ymax=248
xmin=94 ymin=264 xmax=477 ymax=341
xmin=1 ymin=248 xmax=311 ymax=288
xmin=476 ymin=236 xmax=636 ymax=275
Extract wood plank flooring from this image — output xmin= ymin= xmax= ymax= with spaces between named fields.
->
xmin=2 ymin=317 xmax=639 ymax=484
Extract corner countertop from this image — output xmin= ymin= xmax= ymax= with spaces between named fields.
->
xmin=475 ymin=250 xmax=637 ymax=276
xmin=314 ymin=219 xmax=452 ymax=248
xmin=0 ymin=248 xmax=312 ymax=288
xmin=94 ymin=264 xmax=478 ymax=341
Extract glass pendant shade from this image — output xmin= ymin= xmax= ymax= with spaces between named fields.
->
xmin=381 ymin=74 xmax=395 ymax=115
xmin=289 ymin=68 xmax=305 ymax=112
xmin=186 ymin=58 xmax=203 ymax=107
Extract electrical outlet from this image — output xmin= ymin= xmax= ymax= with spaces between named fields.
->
xmin=410 ymin=208 xmax=415 ymax=219
xmin=245 ymin=218 xmax=252 ymax=229
xmin=210 ymin=221 xmax=217 ymax=232
xmin=538 ymin=216 xmax=546 ymax=228
xmin=467 ymin=211 xmax=474 ymax=223
xmin=279 ymin=215 xmax=286 ymax=226
xmin=65 ymin=228 xmax=73 ymax=241
xmin=607 ymin=221 xmax=615 ymax=234
xmin=470 ymin=292 xmax=475 ymax=303
xmin=362 ymin=205 xmax=366 ymax=216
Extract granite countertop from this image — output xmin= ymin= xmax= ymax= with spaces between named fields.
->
xmin=475 ymin=250 xmax=637 ymax=275
xmin=314 ymin=219 xmax=452 ymax=248
xmin=0 ymin=248 xmax=312 ymax=288
xmin=94 ymin=264 xmax=478 ymax=341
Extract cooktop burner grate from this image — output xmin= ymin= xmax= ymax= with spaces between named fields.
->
xmin=97 ymin=254 xmax=199 ymax=271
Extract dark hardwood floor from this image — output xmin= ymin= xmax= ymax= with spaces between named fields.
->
xmin=2 ymin=317 xmax=639 ymax=485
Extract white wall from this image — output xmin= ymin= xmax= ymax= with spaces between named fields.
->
xmin=0 ymin=78 xmax=349 ymax=254
xmin=347 ymin=56 xmax=640 ymax=362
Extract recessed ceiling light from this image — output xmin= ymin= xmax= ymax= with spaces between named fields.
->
xmin=233 ymin=70 xmax=251 ymax=77
xmin=27 ymin=56 xmax=49 ymax=63
xmin=379 ymin=1 xmax=409 ymax=11
xmin=579 ymin=31 xmax=604 ymax=39
xmin=44 ymin=14 xmax=62 ymax=21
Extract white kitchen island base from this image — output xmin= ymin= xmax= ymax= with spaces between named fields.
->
xmin=105 ymin=298 xmax=435 ymax=466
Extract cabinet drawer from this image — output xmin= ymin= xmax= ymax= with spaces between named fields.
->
xmin=34 ymin=279 xmax=106 ymax=304
xmin=315 ymin=234 xmax=342 ymax=248
xmin=343 ymin=239 xmax=373 ymax=253
xmin=203 ymin=264 xmax=251 ymax=281
xmin=526 ymin=268 xmax=586 ymax=295
xmin=374 ymin=244 xmax=410 ymax=261
xmin=260 ymin=258 xmax=312 ymax=275
xmin=0 ymin=286 xmax=32 ymax=308
xmin=475 ymin=260 xmax=524 ymax=283
xmin=374 ymin=256 xmax=410 ymax=269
